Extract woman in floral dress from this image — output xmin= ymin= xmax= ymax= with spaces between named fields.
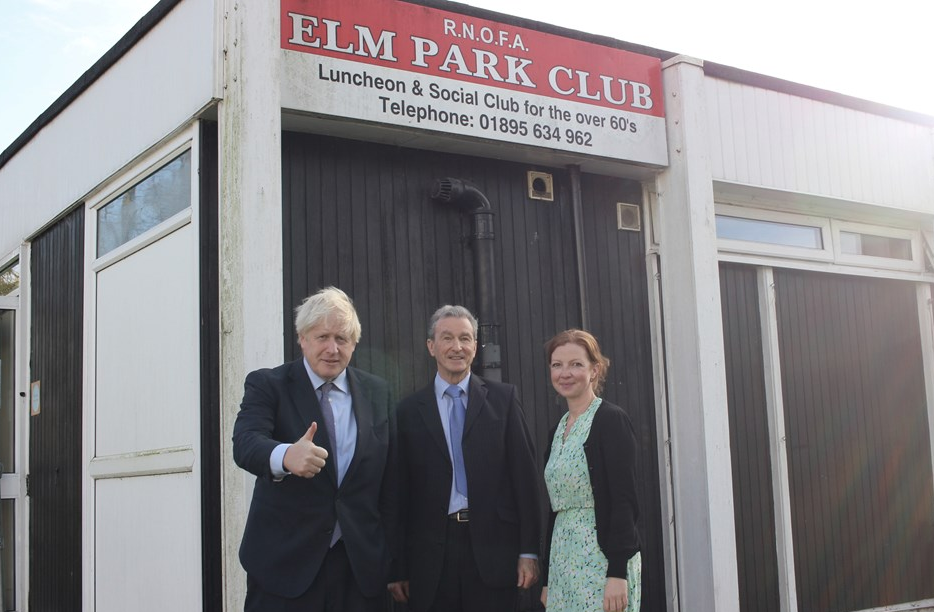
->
xmin=541 ymin=329 xmax=641 ymax=612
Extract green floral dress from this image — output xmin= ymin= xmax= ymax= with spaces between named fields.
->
xmin=544 ymin=397 xmax=642 ymax=612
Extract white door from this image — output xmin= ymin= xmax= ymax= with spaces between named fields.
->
xmin=85 ymin=134 xmax=202 ymax=611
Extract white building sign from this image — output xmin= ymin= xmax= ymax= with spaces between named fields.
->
xmin=281 ymin=0 xmax=668 ymax=166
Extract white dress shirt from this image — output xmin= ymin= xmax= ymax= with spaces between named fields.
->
xmin=270 ymin=362 xmax=357 ymax=481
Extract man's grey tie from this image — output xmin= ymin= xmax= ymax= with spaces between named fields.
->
xmin=445 ymin=384 xmax=468 ymax=498
xmin=318 ymin=381 xmax=339 ymax=479
xmin=319 ymin=381 xmax=342 ymax=546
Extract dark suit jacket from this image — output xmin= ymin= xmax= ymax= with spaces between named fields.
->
xmin=389 ymin=374 xmax=541 ymax=610
xmin=542 ymin=399 xmax=640 ymax=583
xmin=232 ymin=360 xmax=392 ymax=599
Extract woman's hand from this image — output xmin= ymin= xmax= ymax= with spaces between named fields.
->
xmin=603 ymin=577 xmax=628 ymax=612
xmin=540 ymin=585 xmax=548 ymax=608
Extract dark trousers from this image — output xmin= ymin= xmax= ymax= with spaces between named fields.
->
xmin=245 ymin=540 xmax=384 ymax=612
xmin=424 ymin=519 xmax=516 ymax=612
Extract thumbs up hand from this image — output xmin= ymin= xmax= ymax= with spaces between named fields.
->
xmin=283 ymin=421 xmax=329 ymax=478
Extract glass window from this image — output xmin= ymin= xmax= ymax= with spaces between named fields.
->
xmin=0 ymin=263 xmax=18 ymax=297
xmin=96 ymin=149 xmax=191 ymax=257
xmin=716 ymin=215 xmax=823 ymax=249
xmin=0 ymin=309 xmax=13 ymax=474
xmin=839 ymin=231 xmax=912 ymax=260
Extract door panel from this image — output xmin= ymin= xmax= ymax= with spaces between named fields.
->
xmin=719 ymin=263 xmax=781 ymax=612
xmin=774 ymin=269 xmax=934 ymax=612
xmin=1 ymin=297 xmax=21 ymax=611
xmin=92 ymin=224 xmax=201 ymax=611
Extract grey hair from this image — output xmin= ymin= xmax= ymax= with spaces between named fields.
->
xmin=427 ymin=305 xmax=478 ymax=340
xmin=294 ymin=286 xmax=362 ymax=343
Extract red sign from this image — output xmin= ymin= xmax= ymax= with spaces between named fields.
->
xmin=281 ymin=0 xmax=664 ymax=117
xmin=280 ymin=0 xmax=667 ymax=165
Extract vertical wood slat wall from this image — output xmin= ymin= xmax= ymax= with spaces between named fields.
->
xmin=281 ymin=131 xmax=664 ymax=610
xmin=774 ymin=269 xmax=934 ymax=612
xmin=28 ymin=205 xmax=84 ymax=611
xmin=580 ymin=173 xmax=664 ymax=602
xmin=719 ymin=263 xmax=781 ymax=612
xmin=199 ymin=121 xmax=222 ymax=612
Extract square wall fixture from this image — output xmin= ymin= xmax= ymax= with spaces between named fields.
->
xmin=527 ymin=171 xmax=554 ymax=201
xmin=617 ymin=203 xmax=641 ymax=231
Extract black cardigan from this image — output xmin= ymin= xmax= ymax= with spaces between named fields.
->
xmin=542 ymin=399 xmax=641 ymax=583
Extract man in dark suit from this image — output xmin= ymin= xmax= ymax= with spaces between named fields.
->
xmin=387 ymin=305 xmax=541 ymax=612
xmin=233 ymin=287 xmax=392 ymax=612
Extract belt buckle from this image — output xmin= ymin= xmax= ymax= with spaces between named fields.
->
xmin=453 ymin=509 xmax=469 ymax=523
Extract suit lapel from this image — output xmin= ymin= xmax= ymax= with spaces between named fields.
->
xmin=415 ymin=385 xmax=451 ymax=461
xmin=464 ymin=374 xmax=487 ymax=437
xmin=342 ymin=367 xmax=371 ymax=485
xmin=286 ymin=359 xmax=338 ymax=486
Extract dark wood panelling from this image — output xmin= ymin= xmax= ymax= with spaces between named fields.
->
xmin=281 ymin=132 xmax=665 ymax=610
xmin=719 ymin=263 xmax=780 ymax=612
xmin=578 ymin=173 xmax=665 ymax=612
xmin=199 ymin=120 xmax=222 ymax=612
xmin=29 ymin=205 xmax=83 ymax=611
xmin=281 ymin=132 xmax=581 ymax=435
xmin=774 ymin=269 xmax=934 ymax=612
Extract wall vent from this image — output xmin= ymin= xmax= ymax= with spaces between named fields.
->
xmin=617 ymin=203 xmax=641 ymax=231
xmin=527 ymin=171 xmax=554 ymax=201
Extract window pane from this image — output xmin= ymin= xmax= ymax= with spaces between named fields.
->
xmin=716 ymin=215 xmax=823 ymax=249
xmin=0 ymin=309 xmax=13 ymax=473
xmin=840 ymin=231 xmax=912 ymax=260
xmin=0 ymin=499 xmax=13 ymax=611
xmin=0 ymin=263 xmax=18 ymax=297
xmin=96 ymin=149 xmax=191 ymax=257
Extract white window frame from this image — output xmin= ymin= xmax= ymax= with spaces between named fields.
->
xmin=715 ymin=204 xmax=833 ymax=262
xmin=715 ymin=203 xmax=929 ymax=279
xmin=88 ymin=131 xmax=196 ymax=273
xmin=0 ymin=244 xmax=29 ymax=612
xmin=831 ymin=219 xmax=923 ymax=273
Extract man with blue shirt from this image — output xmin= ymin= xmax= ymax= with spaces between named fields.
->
xmin=387 ymin=305 xmax=542 ymax=612
xmin=233 ymin=287 xmax=392 ymax=612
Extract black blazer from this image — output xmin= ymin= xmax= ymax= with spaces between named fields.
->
xmin=389 ymin=374 xmax=542 ymax=610
xmin=232 ymin=360 xmax=392 ymax=599
xmin=543 ymin=399 xmax=640 ymax=583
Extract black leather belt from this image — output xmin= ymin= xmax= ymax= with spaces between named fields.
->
xmin=448 ymin=509 xmax=469 ymax=522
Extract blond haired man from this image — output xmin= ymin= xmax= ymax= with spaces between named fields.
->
xmin=234 ymin=287 xmax=392 ymax=612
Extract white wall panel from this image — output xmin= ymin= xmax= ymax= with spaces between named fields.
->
xmin=95 ymin=224 xmax=198 ymax=456
xmin=706 ymin=77 xmax=934 ymax=213
xmin=0 ymin=0 xmax=215 ymax=257
xmin=91 ymin=209 xmax=201 ymax=610
xmin=94 ymin=472 xmax=200 ymax=611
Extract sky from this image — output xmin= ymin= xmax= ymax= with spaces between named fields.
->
xmin=1 ymin=0 xmax=932 ymax=154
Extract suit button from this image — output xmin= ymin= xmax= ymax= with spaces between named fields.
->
xmin=326 ymin=529 xmax=334 ymax=534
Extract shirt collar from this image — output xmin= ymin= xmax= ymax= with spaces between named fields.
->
xmin=434 ymin=371 xmax=471 ymax=398
xmin=303 ymin=359 xmax=349 ymax=394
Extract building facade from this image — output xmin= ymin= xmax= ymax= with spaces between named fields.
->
xmin=0 ymin=1 xmax=932 ymax=611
